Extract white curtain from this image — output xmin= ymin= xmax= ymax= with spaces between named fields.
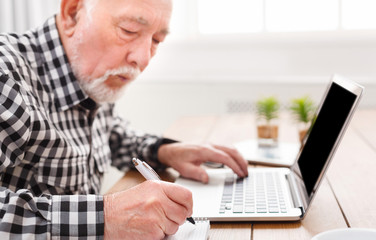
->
xmin=0 ymin=0 xmax=60 ymax=33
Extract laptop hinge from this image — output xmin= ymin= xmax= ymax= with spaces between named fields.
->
xmin=286 ymin=173 xmax=305 ymax=216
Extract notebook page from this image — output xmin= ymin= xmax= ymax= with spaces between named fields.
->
xmin=165 ymin=218 xmax=210 ymax=240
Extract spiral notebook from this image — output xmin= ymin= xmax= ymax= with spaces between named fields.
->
xmin=165 ymin=218 xmax=210 ymax=240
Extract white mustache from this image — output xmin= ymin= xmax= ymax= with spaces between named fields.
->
xmin=79 ymin=65 xmax=141 ymax=103
xmin=96 ymin=66 xmax=141 ymax=83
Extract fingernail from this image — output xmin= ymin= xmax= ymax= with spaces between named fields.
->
xmin=201 ymin=174 xmax=208 ymax=183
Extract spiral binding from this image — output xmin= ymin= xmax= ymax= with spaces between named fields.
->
xmin=192 ymin=217 xmax=209 ymax=223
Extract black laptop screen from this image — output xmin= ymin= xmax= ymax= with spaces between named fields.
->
xmin=297 ymin=82 xmax=357 ymax=196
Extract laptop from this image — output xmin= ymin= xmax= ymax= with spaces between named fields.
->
xmin=175 ymin=75 xmax=363 ymax=221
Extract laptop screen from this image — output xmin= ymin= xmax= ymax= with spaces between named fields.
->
xmin=297 ymin=81 xmax=357 ymax=197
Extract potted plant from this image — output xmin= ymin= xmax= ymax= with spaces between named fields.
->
xmin=289 ymin=96 xmax=316 ymax=143
xmin=255 ymin=96 xmax=280 ymax=146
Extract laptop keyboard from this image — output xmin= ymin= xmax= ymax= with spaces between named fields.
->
xmin=219 ymin=172 xmax=287 ymax=214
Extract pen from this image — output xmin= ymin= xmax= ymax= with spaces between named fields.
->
xmin=132 ymin=158 xmax=196 ymax=225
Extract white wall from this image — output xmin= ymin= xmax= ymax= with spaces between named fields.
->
xmin=116 ymin=31 xmax=376 ymax=135
xmin=142 ymin=31 xmax=376 ymax=82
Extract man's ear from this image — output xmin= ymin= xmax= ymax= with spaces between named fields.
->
xmin=59 ymin=0 xmax=85 ymax=37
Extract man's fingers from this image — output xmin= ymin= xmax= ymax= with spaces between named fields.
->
xmin=158 ymin=181 xmax=194 ymax=235
xmin=179 ymin=163 xmax=209 ymax=183
xmin=158 ymin=199 xmax=190 ymax=235
xmin=202 ymin=146 xmax=246 ymax=177
xmin=160 ymin=213 xmax=181 ymax=235
xmin=162 ymin=194 xmax=190 ymax=226
xmin=213 ymin=144 xmax=248 ymax=176
xmin=159 ymin=181 xmax=193 ymax=217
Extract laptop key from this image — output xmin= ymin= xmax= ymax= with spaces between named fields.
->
xmin=245 ymin=206 xmax=255 ymax=213
xmin=257 ymin=208 xmax=267 ymax=213
xmin=225 ymin=203 xmax=232 ymax=210
xmin=233 ymin=205 xmax=243 ymax=213
xmin=268 ymin=208 xmax=280 ymax=213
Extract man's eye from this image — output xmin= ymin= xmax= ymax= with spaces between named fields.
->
xmin=122 ymin=28 xmax=136 ymax=34
xmin=152 ymin=38 xmax=161 ymax=44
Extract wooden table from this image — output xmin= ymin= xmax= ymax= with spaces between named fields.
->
xmin=108 ymin=109 xmax=376 ymax=239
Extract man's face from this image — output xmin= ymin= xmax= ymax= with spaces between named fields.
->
xmin=69 ymin=0 xmax=172 ymax=103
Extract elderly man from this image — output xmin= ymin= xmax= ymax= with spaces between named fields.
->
xmin=0 ymin=0 xmax=248 ymax=239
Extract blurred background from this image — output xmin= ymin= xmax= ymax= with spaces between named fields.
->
xmin=1 ymin=0 xmax=376 ymax=136
xmin=2 ymin=0 xmax=376 ymax=193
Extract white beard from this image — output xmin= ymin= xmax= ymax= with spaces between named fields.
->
xmin=77 ymin=66 xmax=140 ymax=103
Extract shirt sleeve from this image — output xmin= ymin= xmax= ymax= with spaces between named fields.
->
xmin=0 ymin=74 xmax=104 ymax=239
xmin=50 ymin=195 xmax=104 ymax=238
xmin=0 ymin=187 xmax=104 ymax=239
xmin=109 ymin=114 xmax=178 ymax=172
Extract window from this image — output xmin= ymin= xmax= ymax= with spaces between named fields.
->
xmin=265 ymin=0 xmax=339 ymax=32
xmin=198 ymin=0 xmax=263 ymax=34
xmin=169 ymin=0 xmax=376 ymax=37
xmin=342 ymin=0 xmax=376 ymax=30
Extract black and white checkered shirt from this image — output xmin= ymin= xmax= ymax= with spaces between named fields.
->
xmin=0 ymin=16 xmax=170 ymax=239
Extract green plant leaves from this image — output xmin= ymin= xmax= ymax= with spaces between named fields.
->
xmin=289 ymin=96 xmax=316 ymax=123
xmin=256 ymin=96 xmax=280 ymax=121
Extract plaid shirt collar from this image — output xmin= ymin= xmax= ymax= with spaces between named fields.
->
xmin=36 ymin=16 xmax=89 ymax=112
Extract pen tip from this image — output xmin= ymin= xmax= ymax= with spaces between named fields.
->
xmin=187 ymin=217 xmax=195 ymax=225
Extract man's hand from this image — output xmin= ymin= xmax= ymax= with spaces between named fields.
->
xmin=158 ymin=143 xmax=248 ymax=183
xmin=103 ymin=180 xmax=193 ymax=240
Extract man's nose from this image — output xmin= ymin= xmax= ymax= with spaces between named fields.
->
xmin=126 ymin=39 xmax=152 ymax=71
